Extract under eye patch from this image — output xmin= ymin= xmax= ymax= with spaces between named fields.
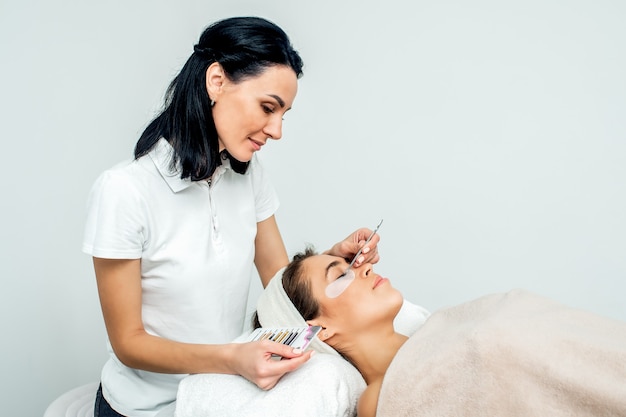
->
xmin=325 ymin=269 xmax=356 ymax=298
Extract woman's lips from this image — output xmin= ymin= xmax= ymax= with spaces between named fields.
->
xmin=373 ymin=275 xmax=388 ymax=289
xmin=249 ymin=138 xmax=264 ymax=151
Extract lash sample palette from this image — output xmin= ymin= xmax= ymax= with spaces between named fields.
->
xmin=247 ymin=326 xmax=321 ymax=352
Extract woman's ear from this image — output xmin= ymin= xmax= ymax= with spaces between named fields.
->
xmin=307 ymin=320 xmax=335 ymax=341
xmin=205 ymin=62 xmax=225 ymax=102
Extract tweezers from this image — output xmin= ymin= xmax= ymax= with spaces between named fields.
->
xmin=346 ymin=219 xmax=383 ymax=271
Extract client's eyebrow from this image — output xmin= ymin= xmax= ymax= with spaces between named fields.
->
xmin=325 ymin=260 xmax=341 ymax=281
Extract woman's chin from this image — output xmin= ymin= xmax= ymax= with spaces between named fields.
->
xmin=390 ymin=290 xmax=405 ymax=316
xmin=224 ymin=150 xmax=250 ymax=163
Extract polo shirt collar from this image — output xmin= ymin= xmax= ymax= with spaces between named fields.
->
xmin=149 ymin=138 xmax=233 ymax=193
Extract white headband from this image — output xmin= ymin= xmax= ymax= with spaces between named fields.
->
xmin=257 ymin=267 xmax=340 ymax=357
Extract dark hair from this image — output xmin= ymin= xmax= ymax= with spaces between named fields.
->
xmin=282 ymin=246 xmax=320 ymax=321
xmin=134 ymin=16 xmax=304 ymax=181
xmin=252 ymin=245 xmax=319 ymax=329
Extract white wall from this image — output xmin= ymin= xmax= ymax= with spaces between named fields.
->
xmin=1 ymin=0 xmax=625 ymax=415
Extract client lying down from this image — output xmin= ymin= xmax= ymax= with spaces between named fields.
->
xmin=256 ymin=246 xmax=626 ymax=417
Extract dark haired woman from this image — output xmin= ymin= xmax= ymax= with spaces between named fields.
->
xmin=83 ymin=17 xmax=380 ymax=417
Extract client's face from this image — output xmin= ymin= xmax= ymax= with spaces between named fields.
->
xmin=301 ymin=254 xmax=403 ymax=332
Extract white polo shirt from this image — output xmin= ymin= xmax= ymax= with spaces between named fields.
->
xmin=83 ymin=138 xmax=279 ymax=417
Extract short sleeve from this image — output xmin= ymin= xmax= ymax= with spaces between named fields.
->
xmin=82 ymin=167 xmax=146 ymax=259
xmin=249 ymin=156 xmax=280 ymax=222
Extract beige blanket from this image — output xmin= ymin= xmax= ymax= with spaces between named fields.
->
xmin=377 ymin=290 xmax=626 ymax=417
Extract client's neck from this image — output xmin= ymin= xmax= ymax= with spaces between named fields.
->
xmin=339 ymin=325 xmax=408 ymax=385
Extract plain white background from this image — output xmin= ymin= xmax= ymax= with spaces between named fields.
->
xmin=1 ymin=0 xmax=625 ymax=415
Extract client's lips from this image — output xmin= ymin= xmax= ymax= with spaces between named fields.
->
xmin=373 ymin=275 xmax=388 ymax=289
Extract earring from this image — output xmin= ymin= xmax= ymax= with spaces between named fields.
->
xmin=324 ymin=332 xmax=328 ymax=337
xmin=210 ymin=99 xmax=215 ymax=107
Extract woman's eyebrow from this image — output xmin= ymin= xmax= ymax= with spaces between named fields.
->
xmin=325 ymin=260 xmax=341 ymax=280
xmin=266 ymin=94 xmax=285 ymax=108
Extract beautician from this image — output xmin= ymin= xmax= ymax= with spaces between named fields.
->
xmin=82 ymin=16 xmax=380 ymax=417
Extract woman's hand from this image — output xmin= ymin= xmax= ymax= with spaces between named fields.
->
xmin=228 ymin=340 xmax=314 ymax=390
xmin=324 ymin=228 xmax=381 ymax=267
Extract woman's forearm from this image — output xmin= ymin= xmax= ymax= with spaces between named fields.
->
xmin=111 ymin=331 xmax=237 ymax=374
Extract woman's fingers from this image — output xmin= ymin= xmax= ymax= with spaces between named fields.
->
xmin=345 ymin=228 xmax=381 ymax=267
xmin=324 ymin=227 xmax=382 ymax=267
xmin=234 ymin=341 xmax=313 ymax=390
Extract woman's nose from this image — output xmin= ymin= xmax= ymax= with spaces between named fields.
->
xmin=356 ymin=263 xmax=373 ymax=279
xmin=263 ymin=116 xmax=283 ymax=140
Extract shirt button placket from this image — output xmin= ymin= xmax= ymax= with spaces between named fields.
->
xmin=207 ymin=179 xmax=222 ymax=248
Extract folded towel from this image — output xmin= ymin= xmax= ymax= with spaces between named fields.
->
xmin=174 ymin=352 xmax=366 ymax=417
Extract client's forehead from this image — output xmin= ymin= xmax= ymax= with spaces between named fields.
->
xmin=301 ymin=255 xmax=326 ymax=276
xmin=303 ymin=254 xmax=345 ymax=280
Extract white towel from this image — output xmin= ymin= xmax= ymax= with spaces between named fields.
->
xmin=174 ymin=352 xmax=366 ymax=417
xmin=394 ymin=296 xmax=431 ymax=336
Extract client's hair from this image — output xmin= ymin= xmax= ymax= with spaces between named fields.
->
xmin=252 ymin=245 xmax=319 ymax=329
xmin=282 ymin=246 xmax=320 ymax=321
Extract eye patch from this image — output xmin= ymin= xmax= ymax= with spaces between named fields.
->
xmin=325 ymin=269 xmax=356 ymax=298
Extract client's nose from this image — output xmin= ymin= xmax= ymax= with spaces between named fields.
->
xmin=356 ymin=263 xmax=373 ymax=279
